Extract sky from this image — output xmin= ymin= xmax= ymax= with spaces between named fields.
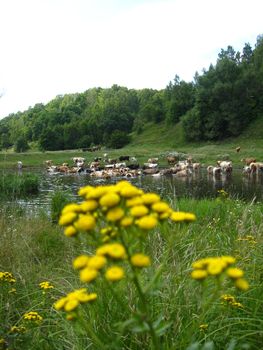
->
xmin=0 ymin=0 xmax=262 ymax=119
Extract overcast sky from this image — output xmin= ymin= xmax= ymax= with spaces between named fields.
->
xmin=0 ymin=0 xmax=262 ymax=119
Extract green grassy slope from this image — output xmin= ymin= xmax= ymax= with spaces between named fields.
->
xmin=0 ymin=116 xmax=262 ymax=168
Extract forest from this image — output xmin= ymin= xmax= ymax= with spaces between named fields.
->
xmin=0 ymin=35 xmax=263 ymax=152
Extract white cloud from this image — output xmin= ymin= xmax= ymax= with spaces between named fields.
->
xmin=0 ymin=0 xmax=262 ymax=118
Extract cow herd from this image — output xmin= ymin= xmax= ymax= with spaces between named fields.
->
xmin=43 ymin=154 xmax=263 ymax=179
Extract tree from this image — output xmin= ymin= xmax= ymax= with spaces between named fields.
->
xmin=14 ymin=136 xmax=29 ymax=153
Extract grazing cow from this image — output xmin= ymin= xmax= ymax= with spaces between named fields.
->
xmin=192 ymin=163 xmax=201 ymax=171
xmin=119 ymin=156 xmax=130 ymax=161
xmin=217 ymin=161 xmax=232 ymax=174
xmin=166 ymin=156 xmax=178 ymax=165
xmin=249 ymin=162 xmax=263 ymax=174
xmin=127 ymin=163 xmax=140 ymax=170
xmin=147 ymin=158 xmax=159 ymax=164
xmin=207 ymin=166 xmax=221 ymax=176
xmin=241 ymin=158 xmax=257 ymax=166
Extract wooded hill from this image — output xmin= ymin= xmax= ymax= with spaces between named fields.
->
xmin=0 ymin=35 xmax=263 ymax=152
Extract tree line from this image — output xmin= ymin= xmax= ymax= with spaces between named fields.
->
xmin=0 ymin=35 xmax=263 ymax=151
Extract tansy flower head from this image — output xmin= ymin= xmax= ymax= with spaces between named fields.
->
xmin=106 ymin=207 xmax=125 ymax=222
xmin=152 ymin=202 xmax=171 ymax=213
xmin=39 ymin=281 xmax=54 ymax=290
xmin=131 ymin=254 xmax=151 ymax=267
xmin=130 ymin=205 xmax=149 ymax=217
xmin=59 ymin=212 xmax=77 ymax=226
xmin=226 ymin=267 xmax=244 ymax=279
xmin=141 ymin=193 xmax=160 ymax=205
xmin=99 ymin=193 xmax=120 ymax=208
xmin=23 ymin=311 xmax=43 ymax=322
xmin=105 ymin=266 xmax=125 ymax=281
xmin=73 ymin=255 xmax=90 ymax=270
xmin=136 ymin=215 xmax=158 ymax=230
xmin=79 ymin=268 xmax=98 ymax=283
xmin=79 ymin=200 xmax=98 ymax=212
xmin=64 ymin=225 xmax=77 ymax=237
xmin=74 ymin=214 xmax=96 ymax=232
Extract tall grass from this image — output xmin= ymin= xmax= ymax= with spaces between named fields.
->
xmin=0 ymin=195 xmax=262 ymax=349
xmin=0 ymin=173 xmax=39 ymax=198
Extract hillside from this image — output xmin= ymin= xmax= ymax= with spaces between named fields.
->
xmin=123 ymin=115 xmax=263 ymax=165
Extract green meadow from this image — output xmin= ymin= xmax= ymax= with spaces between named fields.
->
xmin=0 ymin=118 xmax=263 ymax=349
xmin=0 ymin=187 xmax=263 ymax=349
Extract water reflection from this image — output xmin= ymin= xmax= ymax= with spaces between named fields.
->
xmin=11 ymin=168 xmax=263 ymax=214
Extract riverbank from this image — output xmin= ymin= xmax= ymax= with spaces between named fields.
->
xmin=1 ymin=194 xmax=262 ymax=349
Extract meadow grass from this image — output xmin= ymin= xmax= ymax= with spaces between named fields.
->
xmin=0 ymin=192 xmax=262 ymax=350
xmin=1 ymin=116 xmax=262 ymax=170
xmin=0 ymin=173 xmax=39 ymax=198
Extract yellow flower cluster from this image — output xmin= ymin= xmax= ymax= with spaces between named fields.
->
xmin=10 ymin=325 xmax=26 ymax=333
xmin=0 ymin=271 xmax=16 ymax=283
xmin=221 ymin=294 xmax=243 ymax=308
xmin=191 ymin=256 xmax=249 ymax=291
xmin=54 ymin=288 xmax=97 ymax=313
xmin=23 ymin=311 xmax=43 ymax=322
xmin=72 ymin=243 xmax=127 ymax=283
xmin=58 ymin=181 xmax=196 ymax=238
xmin=39 ymin=281 xmax=54 ymax=290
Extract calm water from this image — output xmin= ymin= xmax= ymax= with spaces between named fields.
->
xmin=12 ymin=167 xmax=263 ymax=215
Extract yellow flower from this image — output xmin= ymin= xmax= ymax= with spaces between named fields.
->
xmin=152 ymin=201 xmax=170 ymax=213
xmin=80 ymin=268 xmax=98 ymax=283
xmin=120 ymin=186 xmax=142 ymax=198
xmin=235 ymin=278 xmax=249 ymax=291
xmin=88 ymin=256 xmax=107 ymax=270
xmin=226 ymin=267 xmax=244 ymax=279
xmin=73 ymin=255 xmax=90 ymax=270
xmin=79 ymin=200 xmax=98 ymax=212
xmin=62 ymin=203 xmax=81 ymax=214
xmin=99 ymin=193 xmax=120 ymax=208
xmin=59 ymin=212 xmax=77 ymax=226
xmin=105 ymin=266 xmax=125 ymax=281
xmin=130 ymin=205 xmax=149 ymax=217
xmin=131 ymin=254 xmax=151 ymax=267
xmin=191 ymin=270 xmax=208 ymax=280
xmin=54 ymin=297 xmax=67 ymax=310
xmin=207 ymin=261 xmax=224 ymax=276
xmin=78 ymin=185 xmax=93 ymax=197
xmin=86 ymin=186 xmax=108 ymax=199
xmin=23 ymin=311 xmax=43 ymax=322
xmin=141 ymin=193 xmax=160 ymax=205
xmin=120 ymin=216 xmax=133 ymax=227
xmin=74 ymin=214 xmax=96 ymax=231
xmin=126 ymin=196 xmax=144 ymax=207
xmin=39 ymin=281 xmax=54 ymax=289
xmin=107 ymin=243 xmax=126 ymax=259
xmin=136 ymin=215 xmax=158 ymax=230
xmin=64 ymin=299 xmax=79 ymax=312
xmin=170 ymin=211 xmax=187 ymax=222
xmin=64 ymin=225 xmax=77 ymax=237
xmin=106 ymin=207 xmax=125 ymax=222
xmin=221 ymin=294 xmax=235 ymax=303
xmin=183 ymin=213 xmax=197 ymax=222
xmin=221 ymin=256 xmax=236 ymax=265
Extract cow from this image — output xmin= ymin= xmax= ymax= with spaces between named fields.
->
xmin=241 ymin=158 xmax=257 ymax=166
xmin=166 ymin=156 xmax=178 ymax=165
xmin=17 ymin=161 xmax=23 ymax=169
